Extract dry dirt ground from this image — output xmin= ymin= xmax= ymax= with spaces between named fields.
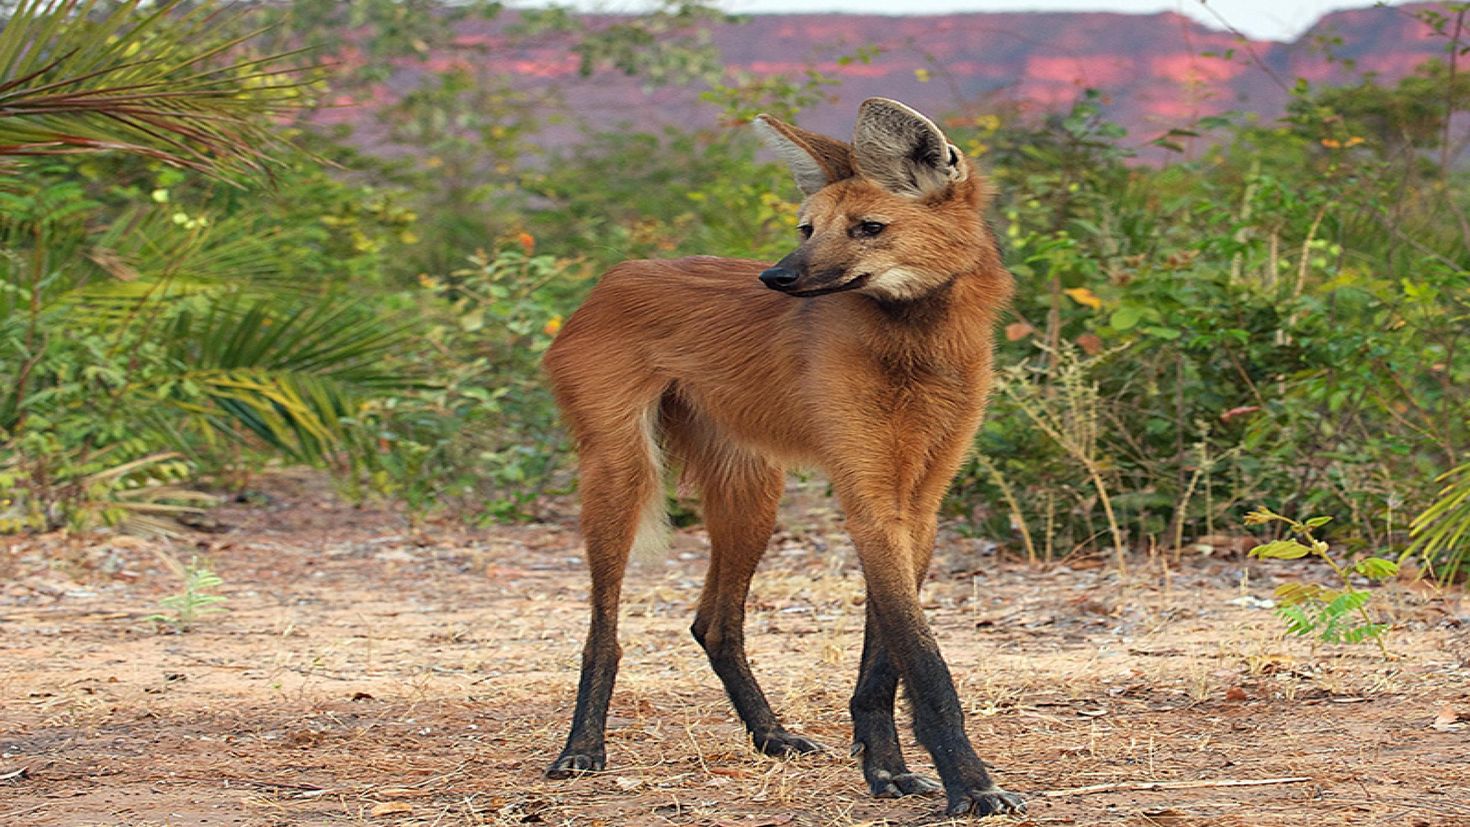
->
xmin=3 ymin=473 xmax=1468 ymax=827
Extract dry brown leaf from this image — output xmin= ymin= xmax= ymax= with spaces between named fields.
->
xmin=1194 ymin=534 xmax=1256 ymax=555
xmin=713 ymin=817 xmax=794 ymax=827
xmin=1432 ymin=705 xmax=1465 ymax=732
xmin=1005 ymin=321 xmax=1035 ymax=341
xmin=1220 ymin=404 xmax=1262 ymax=422
xmin=1136 ymin=809 xmax=1195 ymax=826
xmin=370 ymin=801 xmax=412 ymax=817
xmin=1076 ymin=332 xmax=1104 ymax=355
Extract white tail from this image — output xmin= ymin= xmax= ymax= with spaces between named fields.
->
xmin=629 ymin=402 xmax=670 ymax=562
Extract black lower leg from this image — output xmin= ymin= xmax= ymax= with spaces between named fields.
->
xmin=692 ymin=618 xmax=824 ymax=756
xmin=850 ymin=603 xmax=940 ymax=797
xmin=547 ymin=608 xmax=620 ymax=777
xmin=877 ymin=602 xmax=1025 ymax=816
xmin=689 ymin=457 xmax=822 ymax=759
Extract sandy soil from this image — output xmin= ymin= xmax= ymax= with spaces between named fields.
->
xmin=2 ymin=473 xmax=1468 ymax=826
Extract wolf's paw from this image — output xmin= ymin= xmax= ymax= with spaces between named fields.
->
xmin=867 ymin=768 xmax=942 ymax=799
xmin=945 ymin=786 xmax=1026 ymax=818
xmin=545 ymin=750 xmax=605 ymax=779
xmin=753 ymin=729 xmax=827 ymax=757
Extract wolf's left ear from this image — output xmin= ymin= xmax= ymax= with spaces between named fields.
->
xmin=753 ymin=114 xmax=855 ymax=197
xmin=852 ymin=98 xmax=966 ymax=197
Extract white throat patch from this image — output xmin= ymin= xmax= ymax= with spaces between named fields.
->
xmin=865 ymin=267 xmax=931 ymax=301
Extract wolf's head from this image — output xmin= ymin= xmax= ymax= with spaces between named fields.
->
xmin=754 ymin=98 xmax=991 ymax=303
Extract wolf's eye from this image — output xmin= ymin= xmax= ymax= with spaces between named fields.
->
xmin=798 ymin=224 xmax=813 ymax=240
xmin=854 ymin=221 xmax=886 ymax=238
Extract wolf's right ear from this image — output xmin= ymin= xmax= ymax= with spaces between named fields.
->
xmin=753 ymin=114 xmax=854 ymax=197
xmin=852 ymin=98 xmax=966 ymax=198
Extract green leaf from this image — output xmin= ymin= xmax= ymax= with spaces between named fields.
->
xmin=1342 ymin=623 xmax=1389 ymax=643
xmin=1324 ymin=590 xmax=1371 ymax=617
xmin=1274 ymin=581 xmax=1326 ymax=606
xmin=1110 ymin=305 xmax=1142 ymax=331
xmin=1276 ymin=605 xmax=1317 ymax=636
xmin=1142 ymin=325 xmax=1181 ymax=340
xmin=1353 ymin=557 xmax=1399 ymax=580
xmin=1250 ymin=539 xmax=1312 ymax=560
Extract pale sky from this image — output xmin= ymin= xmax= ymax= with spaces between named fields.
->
xmin=552 ymin=1 xmax=1416 ymax=42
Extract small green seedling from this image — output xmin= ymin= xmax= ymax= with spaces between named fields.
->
xmin=147 ymin=557 xmax=227 ymax=631
xmin=1245 ymin=507 xmax=1397 ymax=656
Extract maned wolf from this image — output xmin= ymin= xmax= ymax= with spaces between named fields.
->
xmin=541 ymin=98 xmax=1023 ymax=817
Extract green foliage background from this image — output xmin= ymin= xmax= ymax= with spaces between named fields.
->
xmin=1 ymin=0 xmax=1467 ymax=579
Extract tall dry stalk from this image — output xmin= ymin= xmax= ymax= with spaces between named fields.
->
xmin=998 ymin=344 xmax=1128 ymax=568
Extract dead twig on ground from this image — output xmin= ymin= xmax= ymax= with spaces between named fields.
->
xmin=1042 ymin=775 xmax=1312 ymax=797
xmin=0 ymin=804 xmax=49 ymax=821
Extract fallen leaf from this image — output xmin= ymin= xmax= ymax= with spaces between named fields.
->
xmin=1138 ymin=809 xmax=1193 ymax=826
xmin=370 ymin=801 xmax=412 ymax=817
xmin=1220 ymin=404 xmax=1261 ymax=422
xmin=613 ymin=776 xmax=643 ymax=791
xmin=1432 ymin=706 xmax=1465 ymax=732
xmin=1226 ymin=686 xmax=1248 ymax=702
xmin=1069 ymin=596 xmax=1111 ymax=615
xmin=1075 ymin=332 xmax=1103 ymax=355
xmin=1005 ymin=321 xmax=1035 ymax=341
xmin=1194 ymin=534 xmax=1255 ymax=555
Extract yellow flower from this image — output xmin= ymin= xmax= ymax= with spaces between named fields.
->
xmin=1064 ymin=287 xmax=1103 ymax=310
xmin=543 ymin=315 xmax=563 ymax=336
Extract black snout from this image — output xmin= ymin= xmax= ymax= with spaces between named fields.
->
xmin=759 ymin=267 xmax=800 ymax=290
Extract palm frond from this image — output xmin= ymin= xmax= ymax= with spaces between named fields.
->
xmin=156 ymin=298 xmax=418 ymax=464
xmin=0 ymin=0 xmax=316 ymax=177
xmin=1407 ymin=462 xmax=1470 ymax=581
xmin=0 ymin=179 xmax=335 ymax=324
xmin=60 ymin=206 xmax=321 ymax=320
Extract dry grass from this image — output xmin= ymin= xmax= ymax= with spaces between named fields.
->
xmin=2 ymin=472 xmax=1468 ymax=826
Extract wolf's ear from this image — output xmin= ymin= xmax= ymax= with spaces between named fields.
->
xmin=852 ymin=97 xmax=966 ymax=197
xmin=753 ymin=114 xmax=854 ymax=197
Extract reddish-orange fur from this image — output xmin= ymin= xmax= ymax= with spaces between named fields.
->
xmin=541 ymin=98 xmax=1025 ymax=817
